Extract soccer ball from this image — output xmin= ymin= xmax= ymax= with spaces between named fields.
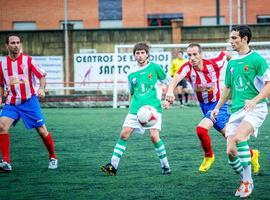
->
xmin=137 ymin=105 xmax=158 ymax=127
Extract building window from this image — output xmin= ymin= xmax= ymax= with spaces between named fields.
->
xmin=100 ymin=20 xmax=122 ymax=28
xmin=201 ymin=16 xmax=225 ymax=25
xmin=99 ymin=0 xmax=122 ymax=28
xmin=60 ymin=20 xmax=84 ymax=29
xmin=257 ymin=15 xmax=270 ymax=24
xmin=13 ymin=22 xmax=36 ymax=30
xmin=147 ymin=13 xmax=183 ymax=27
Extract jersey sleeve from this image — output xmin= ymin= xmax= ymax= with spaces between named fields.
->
xmin=224 ymin=63 xmax=232 ymax=87
xmin=156 ymin=63 xmax=167 ymax=80
xmin=210 ymin=51 xmax=226 ymax=69
xmin=177 ymin=62 xmax=190 ymax=77
xmin=29 ymin=57 xmax=47 ymax=79
xmin=255 ymin=55 xmax=270 ymax=82
xmin=127 ymin=74 xmax=134 ymax=95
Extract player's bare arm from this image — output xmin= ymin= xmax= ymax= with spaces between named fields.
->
xmin=38 ymin=77 xmax=46 ymax=98
xmin=0 ymin=85 xmax=4 ymax=105
xmin=211 ymin=86 xmax=231 ymax=122
xmin=165 ymin=73 xmax=185 ymax=103
xmin=244 ymin=81 xmax=270 ymax=111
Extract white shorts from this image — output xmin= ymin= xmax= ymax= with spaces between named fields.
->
xmin=226 ymin=102 xmax=268 ymax=137
xmin=123 ymin=113 xmax=162 ymax=135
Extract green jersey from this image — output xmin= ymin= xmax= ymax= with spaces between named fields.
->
xmin=128 ymin=62 xmax=167 ymax=114
xmin=225 ymin=51 xmax=270 ymax=113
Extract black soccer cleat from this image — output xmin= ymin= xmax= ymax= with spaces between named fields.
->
xmin=100 ymin=163 xmax=117 ymax=176
xmin=162 ymin=166 xmax=171 ymax=175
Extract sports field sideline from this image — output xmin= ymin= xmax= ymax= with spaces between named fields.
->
xmin=0 ymin=107 xmax=269 ymax=200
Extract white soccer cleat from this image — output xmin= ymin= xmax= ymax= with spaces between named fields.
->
xmin=0 ymin=160 xmax=12 ymax=172
xmin=235 ymin=181 xmax=243 ymax=197
xmin=240 ymin=181 xmax=254 ymax=198
xmin=48 ymin=158 xmax=58 ymax=169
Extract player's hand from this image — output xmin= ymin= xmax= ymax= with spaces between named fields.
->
xmin=165 ymin=91 xmax=175 ymax=104
xmin=244 ymin=99 xmax=256 ymax=112
xmin=38 ymin=88 xmax=46 ymax=98
xmin=162 ymin=100 xmax=170 ymax=109
xmin=210 ymin=108 xmax=219 ymax=123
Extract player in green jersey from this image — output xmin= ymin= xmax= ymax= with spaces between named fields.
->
xmin=211 ymin=25 xmax=270 ymax=198
xmin=100 ymin=42 xmax=171 ymax=176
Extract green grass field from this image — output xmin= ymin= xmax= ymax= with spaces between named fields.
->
xmin=0 ymin=107 xmax=269 ymax=200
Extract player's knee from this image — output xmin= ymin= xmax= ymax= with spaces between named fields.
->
xmin=120 ymin=128 xmax=132 ymax=140
xmin=36 ymin=126 xmax=48 ymax=138
xmin=227 ymin=148 xmax=237 ymax=157
xmin=196 ymin=126 xmax=208 ymax=137
xmin=0 ymin=122 xmax=10 ymax=133
xmin=149 ymin=129 xmax=159 ymax=143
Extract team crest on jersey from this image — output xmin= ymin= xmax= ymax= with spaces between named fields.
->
xmin=148 ymin=73 xmax=153 ymax=79
xmin=244 ymin=66 xmax=249 ymax=71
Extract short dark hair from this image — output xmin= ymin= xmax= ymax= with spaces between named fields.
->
xmin=6 ymin=33 xmax=22 ymax=44
xmin=187 ymin=43 xmax=202 ymax=53
xmin=133 ymin=42 xmax=150 ymax=55
xmin=178 ymin=50 xmax=184 ymax=54
xmin=231 ymin=25 xmax=252 ymax=44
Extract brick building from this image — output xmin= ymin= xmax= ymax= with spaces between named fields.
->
xmin=0 ymin=0 xmax=269 ymax=30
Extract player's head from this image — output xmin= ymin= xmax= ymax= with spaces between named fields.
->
xmin=133 ymin=42 xmax=150 ymax=55
xmin=230 ymin=25 xmax=252 ymax=52
xmin=187 ymin=43 xmax=203 ymax=69
xmin=5 ymin=33 xmax=22 ymax=55
xmin=178 ymin=50 xmax=184 ymax=58
xmin=133 ymin=42 xmax=150 ymax=66
xmin=231 ymin=25 xmax=252 ymax=44
xmin=6 ymin=33 xmax=22 ymax=44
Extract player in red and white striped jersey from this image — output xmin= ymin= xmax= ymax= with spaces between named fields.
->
xmin=166 ymin=43 xmax=259 ymax=174
xmin=0 ymin=34 xmax=57 ymax=172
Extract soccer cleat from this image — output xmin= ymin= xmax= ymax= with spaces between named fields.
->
xmin=0 ymin=160 xmax=12 ymax=172
xmin=100 ymin=163 xmax=117 ymax=176
xmin=162 ymin=166 xmax=171 ymax=175
xmin=240 ymin=181 xmax=254 ymax=198
xmin=235 ymin=181 xmax=243 ymax=197
xmin=199 ymin=155 xmax=215 ymax=173
xmin=251 ymin=149 xmax=260 ymax=175
xmin=48 ymin=158 xmax=58 ymax=169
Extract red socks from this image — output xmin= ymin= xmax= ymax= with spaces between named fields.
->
xmin=196 ymin=126 xmax=213 ymax=157
xmin=0 ymin=134 xmax=10 ymax=163
xmin=42 ymin=133 xmax=56 ymax=159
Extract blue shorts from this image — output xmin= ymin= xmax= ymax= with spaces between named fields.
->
xmin=200 ymin=101 xmax=230 ymax=132
xmin=0 ymin=95 xmax=45 ymax=129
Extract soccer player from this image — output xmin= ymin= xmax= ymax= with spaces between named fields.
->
xmin=165 ymin=43 xmax=260 ymax=174
xmin=211 ymin=25 xmax=270 ymax=198
xmin=100 ymin=42 xmax=171 ymax=176
xmin=0 ymin=34 xmax=58 ymax=172
xmin=170 ymin=50 xmax=189 ymax=107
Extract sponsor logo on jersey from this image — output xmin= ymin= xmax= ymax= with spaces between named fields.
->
xmin=230 ymin=67 xmax=234 ymax=74
xmin=131 ymin=77 xmax=137 ymax=86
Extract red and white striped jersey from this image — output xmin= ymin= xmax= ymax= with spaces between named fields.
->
xmin=177 ymin=52 xmax=226 ymax=104
xmin=0 ymin=53 xmax=46 ymax=105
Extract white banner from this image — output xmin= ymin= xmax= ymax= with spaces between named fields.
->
xmin=0 ymin=56 xmax=64 ymax=89
xmin=32 ymin=56 xmax=64 ymax=89
xmin=74 ymin=53 xmax=171 ymax=90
